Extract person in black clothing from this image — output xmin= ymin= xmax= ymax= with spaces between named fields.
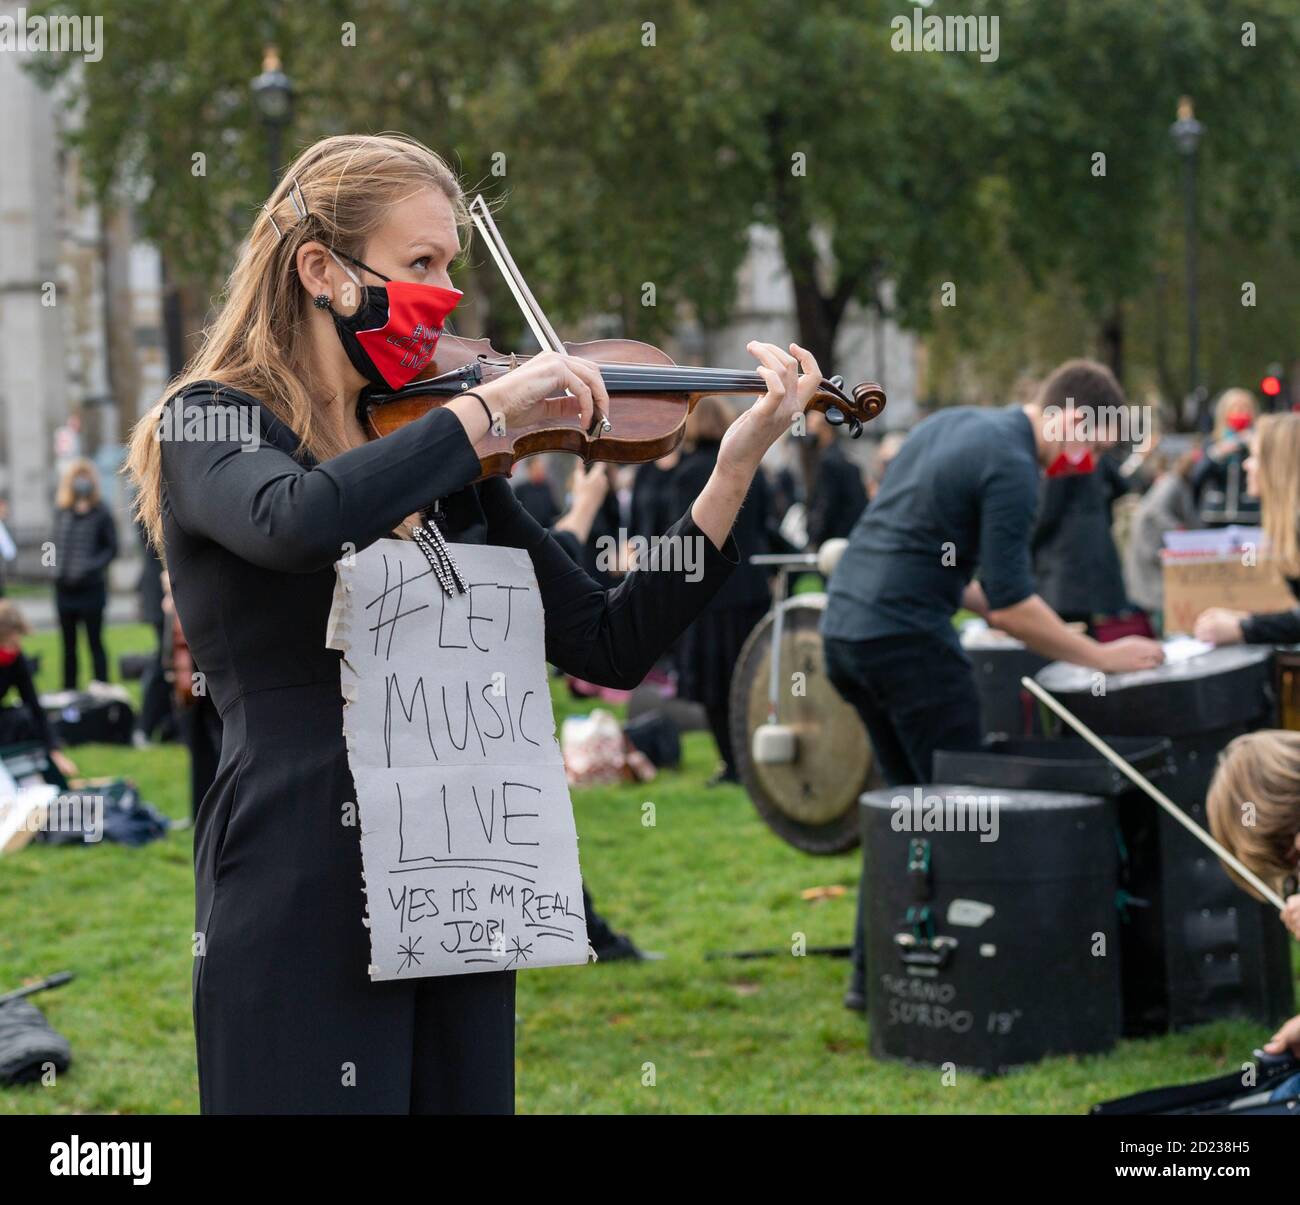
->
xmin=0 ymin=600 xmax=76 ymax=780
xmin=550 ymin=462 xmax=658 ymax=963
xmin=801 ymin=409 xmax=868 ymax=549
xmin=1031 ymin=448 xmax=1135 ymax=629
xmin=1191 ymin=388 xmax=1260 ymax=528
xmin=823 ymin=359 xmax=1164 ymax=1010
xmin=629 ymin=450 xmax=681 ymax=544
xmin=574 ymin=463 xmax=624 ymax=587
xmin=134 ymin=518 xmax=173 ymax=744
xmin=673 ymin=396 xmax=773 ymax=786
xmin=1196 ymin=413 xmax=1300 ymax=647
xmin=52 ymin=459 xmax=118 ymax=689
xmin=512 ymin=456 xmax=560 ymax=528
xmin=123 ymin=133 xmax=827 ymax=1115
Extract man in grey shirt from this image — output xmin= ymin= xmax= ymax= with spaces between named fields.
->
xmin=823 ymin=359 xmax=1164 ymax=1009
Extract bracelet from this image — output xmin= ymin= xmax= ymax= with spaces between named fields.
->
xmin=461 ymin=390 xmax=499 ymax=431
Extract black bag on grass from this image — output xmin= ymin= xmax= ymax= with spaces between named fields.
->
xmin=0 ymin=1000 xmax=71 ymax=1086
xmin=624 ymin=710 xmax=681 ymax=769
xmin=36 ymin=779 xmax=170 ymax=847
xmin=1092 ymin=1050 xmax=1300 ymax=1115
xmin=44 ymin=691 xmax=135 ymax=746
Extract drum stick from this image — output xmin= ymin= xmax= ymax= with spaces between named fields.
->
xmin=1020 ymin=676 xmax=1288 ymax=912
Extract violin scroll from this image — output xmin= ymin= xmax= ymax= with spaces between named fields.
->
xmin=816 ymin=374 xmax=886 ymax=438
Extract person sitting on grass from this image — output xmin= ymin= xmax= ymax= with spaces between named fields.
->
xmin=0 ymin=600 xmax=77 ymax=784
xmin=1207 ymin=729 xmax=1300 ymax=1065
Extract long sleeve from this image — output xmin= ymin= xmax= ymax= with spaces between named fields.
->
xmin=1241 ymin=607 xmax=1300 ymax=645
xmin=87 ymin=507 xmax=118 ymax=574
xmin=478 ymin=477 xmax=737 ymax=689
xmin=160 ymin=391 xmax=483 ymax=572
xmin=978 ymin=464 xmax=1038 ymax=611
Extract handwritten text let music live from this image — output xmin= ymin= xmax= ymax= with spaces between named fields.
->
xmin=328 ymin=540 xmax=589 ymax=981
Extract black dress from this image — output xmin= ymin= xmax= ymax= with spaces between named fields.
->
xmin=159 ymin=382 xmax=736 ymax=1114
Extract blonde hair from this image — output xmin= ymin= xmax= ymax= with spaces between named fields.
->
xmin=56 ymin=457 xmax=101 ymax=511
xmin=1207 ymin=730 xmax=1300 ymax=900
xmin=0 ymin=599 xmax=31 ymax=644
xmin=125 ymin=133 xmax=467 ymax=551
xmin=1256 ymin=413 xmax=1300 ymax=577
xmin=1213 ymin=387 xmax=1257 ymax=439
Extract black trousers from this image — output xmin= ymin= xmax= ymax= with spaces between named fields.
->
xmin=58 ymin=608 xmax=108 ymax=689
xmin=823 ymin=633 xmax=984 ymax=996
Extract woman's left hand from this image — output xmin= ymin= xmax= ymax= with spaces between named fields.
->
xmin=716 ymin=342 xmax=823 ymax=478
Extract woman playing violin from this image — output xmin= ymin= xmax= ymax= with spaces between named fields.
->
xmin=126 ymin=133 xmax=826 ymax=1115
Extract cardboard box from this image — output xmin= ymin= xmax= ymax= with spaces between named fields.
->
xmin=1162 ymin=553 xmax=1296 ymax=635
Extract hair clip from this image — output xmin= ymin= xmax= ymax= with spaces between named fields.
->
xmin=263 ymin=177 xmax=308 ymax=243
xmin=287 ymin=177 xmax=309 ymax=220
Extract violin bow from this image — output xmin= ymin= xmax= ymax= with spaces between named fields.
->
xmin=469 ymin=194 xmax=611 ymax=433
xmin=469 ymin=194 xmax=564 ymax=355
xmin=468 ymin=194 xmax=881 ymax=435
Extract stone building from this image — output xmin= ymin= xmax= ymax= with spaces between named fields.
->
xmin=0 ymin=15 xmax=165 ymax=573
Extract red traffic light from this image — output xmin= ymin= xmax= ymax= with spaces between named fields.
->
xmin=1261 ymin=375 xmax=1283 ymax=398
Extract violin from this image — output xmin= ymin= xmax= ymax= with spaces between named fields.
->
xmin=362 ymin=196 xmax=886 ymax=477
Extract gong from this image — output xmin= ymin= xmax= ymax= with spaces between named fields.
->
xmin=729 ymin=593 xmax=879 ymax=854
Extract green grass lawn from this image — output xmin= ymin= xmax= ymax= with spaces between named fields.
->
xmin=0 ymin=622 xmax=1291 ymax=1114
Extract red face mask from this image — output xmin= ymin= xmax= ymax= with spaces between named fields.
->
xmin=1045 ymin=449 xmax=1097 ymax=478
xmin=1226 ymin=411 xmax=1253 ymax=433
xmin=328 ymin=251 xmax=462 ymax=391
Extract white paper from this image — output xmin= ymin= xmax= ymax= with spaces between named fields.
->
xmin=1161 ymin=636 xmax=1214 ymax=664
xmin=0 ymin=783 xmax=58 ymax=854
xmin=327 ymin=539 xmax=587 ymax=981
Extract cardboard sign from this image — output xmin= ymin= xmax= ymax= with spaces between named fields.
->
xmin=1161 ymin=554 xmax=1296 ymax=636
xmin=326 ymin=538 xmax=588 ymax=981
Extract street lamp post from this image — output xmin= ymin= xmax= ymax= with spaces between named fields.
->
xmin=251 ymin=46 xmax=293 ymax=194
xmin=1169 ymin=96 xmax=1204 ymax=428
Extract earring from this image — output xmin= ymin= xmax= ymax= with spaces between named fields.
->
xmin=313 ymin=294 xmax=331 ymax=310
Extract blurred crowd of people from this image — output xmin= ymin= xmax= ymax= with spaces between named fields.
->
xmin=0 ymin=381 xmax=1286 ymax=826
xmin=507 ymin=380 xmax=1288 ymax=788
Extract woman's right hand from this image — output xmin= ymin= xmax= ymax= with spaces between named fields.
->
xmin=479 ymin=351 xmax=610 ymax=432
xmin=1281 ymin=894 xmax=1300 ymax=941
